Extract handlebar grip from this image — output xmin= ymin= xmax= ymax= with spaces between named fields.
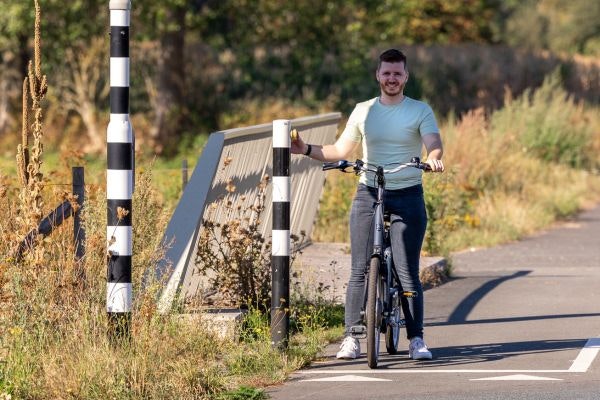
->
xmin=410 ymin=157 xmax=432 ymax=171
xmin=322 ymin=160 xmax=348 ymax=171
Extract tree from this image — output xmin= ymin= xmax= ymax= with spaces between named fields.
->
xmin=57 ymin=37 xmax=109 ymax=153
xmin=131 ymin=0 xmax=212 ymax=155
xmin=373 ymin=0 xmax=501 ymax=45
xmin=0 ymin=0 xmax=107 ymax=145
xmin=503 ymin=0 xmax=600 ymax=55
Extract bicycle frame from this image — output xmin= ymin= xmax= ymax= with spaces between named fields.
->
xmin=367 ymin=165 xmax=402 ymax=315
xmin=323 ymin=157 xmax=429 ymax=367
xmin=372 ymin=166 xmax=386 ymax=260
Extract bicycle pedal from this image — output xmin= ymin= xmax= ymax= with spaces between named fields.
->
xmin=402 ymin=291 xmax=418 ymax=298
xmin=349 ymin=325 xmax=367 ymax=339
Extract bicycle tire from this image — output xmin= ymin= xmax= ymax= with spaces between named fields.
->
xmin=366 ymin=256 xmax=382 ymax=368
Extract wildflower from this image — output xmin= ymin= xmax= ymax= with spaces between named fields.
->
xmin=225 ymin=179 xmax=236 ymax=193
xmin=116 ymin=206 xmax=130 ymax=221
xmin=9 ymin=326 xmax=23 ymax=336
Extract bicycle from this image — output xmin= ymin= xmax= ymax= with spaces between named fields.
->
xmin=323 ymin=157 xmax=431 ymax=368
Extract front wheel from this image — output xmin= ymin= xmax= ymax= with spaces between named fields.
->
xmin=366 ymin=257 xmax=383 ymax=368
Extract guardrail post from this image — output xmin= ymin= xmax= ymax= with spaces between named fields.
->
xmin=271 ymin=119 xmax=291 ymax=348
xmin=72 ymin=166 xmax=86 ymax=280
xmin=182 ymin=159 xmax=188 ymax=190
xmin=107 ymin=0 xmax=133 ymax=340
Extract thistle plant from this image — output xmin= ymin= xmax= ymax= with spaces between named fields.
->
xmin=15 ymin=0 xmax=48 ymax=262
xmin=195 ymin=175 xmax=273 ymax=308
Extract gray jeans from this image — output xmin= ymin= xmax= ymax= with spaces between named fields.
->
xmin=345 ymin=183 xmax=427 ymax=339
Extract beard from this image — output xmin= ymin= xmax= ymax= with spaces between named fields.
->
xmin=380 ymin=81 xmax=405 ymax=97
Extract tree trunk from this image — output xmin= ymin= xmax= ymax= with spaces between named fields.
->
xmin=151 ymin=6 xmax=186 ymax=155
xmin=0 ymin=76 xmax=10 ymax=135
xmin=17 ymin=33 xmax=30 ymax=80
xmin=80 ymin=100 xmax=103 ymax=153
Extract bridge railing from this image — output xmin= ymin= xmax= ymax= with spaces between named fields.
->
xmin=153 ymin=112 xmax=342 ymax=312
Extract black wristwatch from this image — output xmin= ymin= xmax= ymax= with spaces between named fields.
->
xmin=304 ymin=144 xmax=312 ymax=156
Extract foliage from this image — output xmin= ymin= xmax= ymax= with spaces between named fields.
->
xmin=503 ymin=0 xmax=600 ymax=56
xmin=492 ymin=70 xmax=598 ymax=169
xmin=373 ymin=0 xmax=500 ymax=45
xmin=1 ymin=0 xmax=599 ymax=154
xmin=312 ymin=171 xmax=357 ymax=243
xmin=423 ymin=170 xmax=476 ymax=256
xmin=215 ymin=386 xmax=268 ymax=400
xmin=0 ymin=0 xmax=106 ymax=72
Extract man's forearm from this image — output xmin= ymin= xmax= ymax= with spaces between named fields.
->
xmin=303 ymin=144 xmax=340 ymax=162
xmin=302 ymin=138 xmax=358 ymax=162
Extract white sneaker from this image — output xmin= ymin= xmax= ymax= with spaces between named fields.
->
xmin=336 ymin=336 xmax=361 ymax=359
xmin=409 ymin=337 xmax=432 ymax=360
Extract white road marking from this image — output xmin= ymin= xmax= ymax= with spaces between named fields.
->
xmin=300 ymin=369 xmax=567 ymax=375
xmin=298 ymin=338 xmax=600 ymax=376
xmin=303 ymin=375 xmax=391 ymax=382
xmin=568 ymin=338 xmax=600 ymax=373
xmin=470 ymin=374 xmax=562 ymax=381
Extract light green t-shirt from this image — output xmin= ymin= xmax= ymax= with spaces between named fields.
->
xmin=340 ymin=96 xmax=439 ymax=190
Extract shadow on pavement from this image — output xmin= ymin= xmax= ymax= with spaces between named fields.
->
xmin=427 ymin=312 xmax=600 ymax=327
xmin=309 ymin=338 xmax=588 ymax=370
xmin=446 ymin=270 xmax=531 ymax=324
xmin=380 ymin=338 xmax=587 ymax=369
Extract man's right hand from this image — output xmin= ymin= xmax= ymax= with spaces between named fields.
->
xmin=290 ymin=132 xmax=307 ymax=155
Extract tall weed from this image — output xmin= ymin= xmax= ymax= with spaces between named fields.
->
xmin=312 ymin=171 xmax=357 ymax=243
xmin=492 ymin=70 xmax=598 ymax=169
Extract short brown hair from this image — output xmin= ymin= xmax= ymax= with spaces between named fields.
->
xmin=378 ymin=49 xmax=407 ymax=69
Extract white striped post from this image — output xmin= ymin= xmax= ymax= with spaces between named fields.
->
xmin=271 ymin=119 xmax=291 ymax=348
xmin=107 ymin=0 xmax=133 ymax=338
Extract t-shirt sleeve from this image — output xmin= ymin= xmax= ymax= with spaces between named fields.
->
xmin=339 ymin=105 xmax=363 ymax=143
xmin=419 ymin=104 xmax=439 ymax=136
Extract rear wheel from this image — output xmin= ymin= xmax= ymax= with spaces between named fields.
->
xmin=385 ymin=288 xmax=401 ymax=355
xmin=366 ymin=257 xmax=382 ymax=368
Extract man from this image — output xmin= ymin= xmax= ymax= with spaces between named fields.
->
xmin=291 ymin=49 xmax=444 ymax=360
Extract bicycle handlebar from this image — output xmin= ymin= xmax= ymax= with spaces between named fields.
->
xmin=322 ymin=157 xmax=432 ymax=174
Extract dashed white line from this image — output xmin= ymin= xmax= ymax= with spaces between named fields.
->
xmin=303 ymin=375 xmax=391 ymax=382
xmin=470 ymin=374 xmax=562 ymax=381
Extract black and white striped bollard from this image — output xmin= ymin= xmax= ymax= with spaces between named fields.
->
xmin=271 ymin=119 xmax=291 ymax=348
xmin=107 ymin=0 xmax=133 ymax=338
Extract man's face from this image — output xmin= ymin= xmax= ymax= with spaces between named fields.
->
xmin=376 ymin=61 xmax=408 ymax=97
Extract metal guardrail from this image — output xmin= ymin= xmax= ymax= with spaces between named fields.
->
xmin=153 ymin=113 xmax=342 ymax=312
xmin=13 ymin=167 xmax=85 ymax=262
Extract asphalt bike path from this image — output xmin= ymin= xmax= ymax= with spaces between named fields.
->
xmin=267 ymin=204 xmax=600 ymax=400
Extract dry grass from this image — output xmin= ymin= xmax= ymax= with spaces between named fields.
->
xmin=1 ymin=162 xmax=335 ymax=399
